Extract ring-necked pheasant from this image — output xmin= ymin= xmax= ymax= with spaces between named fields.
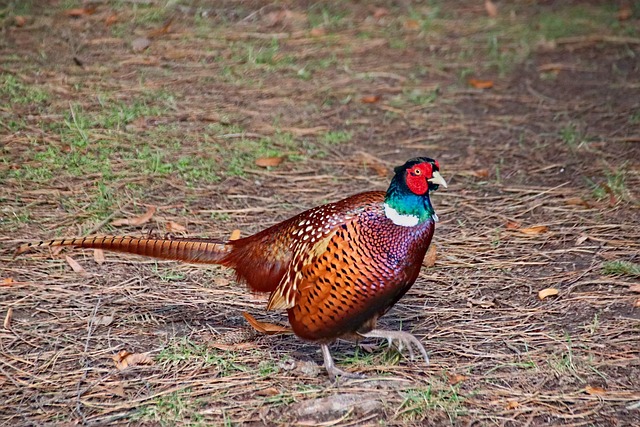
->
xmin=18 ymin=157 xmax=446 ymax=379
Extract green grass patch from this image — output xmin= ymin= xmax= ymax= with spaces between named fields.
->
xmin=602 ymin=260 xmax=640 ymax=277
xmin=397 ymin=382 xmax=465 ymax=423
xmin=157 ymin=337 xmax=248 ymax=375
xmin=135 ymin=389 xmax=204 ymax=427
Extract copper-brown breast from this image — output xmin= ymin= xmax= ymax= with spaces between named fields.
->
xmin=288 ymin=201 xmax=435 ymax=341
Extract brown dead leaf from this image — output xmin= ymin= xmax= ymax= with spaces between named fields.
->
xmin=1 ymin=278 xmax=14 ymax=286
xmin=635 ymin=299 xmax=640 ymax=308
xmin=112 ymin=350 xmax=154 ymax=370
xmin=372 ymin=7 xmax=390 ymax=19
xmin=506 ymin=400 xmax=519 ymax=410
xmin=14 ymin=16 xmax=26 ymax=27
xmin=629 ymin=284 xmax=640 ymax=293
xmin=505 ymin=220 xmax=521 ymax=230
xmin=148 ymin=18 xmax=173 ymax=38
xmin=93 ymin=249 xmax=105 ymax=265
xmin=404 ymin=19 xmax=420 ymax=31
xmin=484 ymin=0 xmax=498 ymax=17
xmin=538 ymin=288 xmax=559 ymax=300
xmin=585 ymin=385 xmax=607 ymax=396
xmin=565 ymin=197 xmax=591 ymax=208
xmin=468 ymin=78 xmax=494 ymax=89
xmin=229 ymin=229 xmax=242 ymax=241
xmin=105 ymin=14 xmax=118 ymax=26
xmin=242 ymin=312 xmax=292 ymax=335
xmin=360 ymin=95 xmax=381 ymax=104
xmin=166 ymin=221 xmax=187 ymax=233
xmin=519 ymin=225 xmax=549 ymax=235
xmin=64 ymin=7 xmax=96 ymax=17
xmin=309 ymin=27 xmax=326 ymax=37
xmin=354 ymin=152 xmax=388 ymax=177
xmin=470 ymin=168 xmax=490 ymax=178
xmin=255 ymin=156 xmax=285 ymax=168
xmin=111 ymin=206 xmax=156 ymax=227
xmin=575 ymin=235 xmax=589 ymax=245
xmin=446 ymin=372 xmax=467 ymax=385
xmin=618 ymin=5 xmax=632 ymax=21
xmin=4 ymin=307 xmax=12 ymax=330
xmin=65 ymin=256 xmax=88 ymax=276
xmin=256 ymin=387 xmax=280 ymax=397
xmin=210 ymin=342 xmax=256 ymax=351
xmin=423 ymin=244 xmax=437 ymax=267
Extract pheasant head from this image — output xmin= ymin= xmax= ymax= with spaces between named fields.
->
xmin=384 ymin=157 xmax=447 ymax=226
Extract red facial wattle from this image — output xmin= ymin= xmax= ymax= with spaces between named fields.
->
xmin=405 ymin=163 xmax=433 ymax=195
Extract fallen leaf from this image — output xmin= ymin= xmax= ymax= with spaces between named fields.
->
xmin=635 ymin=299 xmax=640 ymax=308
xmin=148 ymin=18 xmax=173 ymax=38
xmin=93 ymin=249 xmax=105 ymax=265
xmin=166 ymin=221 xmax=187 ymax=233
xmin=629 ymin=284 xmax=640 ymax=293
xmin=242 ymin=312 xmax=292 ymax=335
xmin=423 ymin=244 xmax=437 ymax=267
xmin=255 ymin=156 xmax=285 ymax=168
xmin=309 ymin=27 xmax=326 ymax=37
xmin=105 ymin=14 xmax=118 ymax=26
xmin=538 ymin=288 xmax=559 ymax=300
xmin=519 ymin=225 xmax=549 ymax=235
xmin=229 ymin=229 xmax=241 ymax=241
xmin=565 ymin=197 xmax=591 ymax=208
xmin=505 ymin=220 xmax=521 ymax=230
xmin=372 ymin=7 xmax=390 ymax=19
xmin=484 ymin=0 xmax=498 ymax=17
xmin=360 ymin=95 xmax=381 ymax=104
xmin=446 ymin=372 xmax=467 ymax=385
xmin=575 ymin=235 xmax=589 ymax=245
xmin=1 ymin=278 xmax=14 ymax=286
xmin=106 ymin=383 xmax=126 ymax=398
xmin=585 ymin=385 xmax=607 ymax=396
xmin=112 ymin=350 xmax=154 ymax=370
xmin=65 ymin=256 xmax=88 ymax=276
xmin=64 ymin=7 xmax=96 ymax=17
xmin=470 ymin=169 xmax=490 ymax=178
xmin=467 ymin=297 xmax=496 ymax=308
xmin=131 ymin=37 xmax=151 ymax=52
xmin=14 ymin=16 xmax=26 ymax=27
xmin=468 ymin=78 xmax=494 ymax=89
xmin=256 ymin=387 xmax=280 ymax=396
xmin=111 ymin=206 xmax=156 ymax=227
xmin=4 ymin=307 xmax=12 ymax=330
xmin=404 ymin=19 xmax=420 ymax=31
xmin=95 ymin=315 xmax=114 ymax=327
xmin=618 ymin=5 xmax=632 ymax=21
xmin=506 ymin=400 xmax=519 ymax=410
xmin=210 ymin=342 xmax=256 ymax=351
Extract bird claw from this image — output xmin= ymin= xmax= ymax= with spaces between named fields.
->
xmin=361 ymin=329 xmax=429 ymax=365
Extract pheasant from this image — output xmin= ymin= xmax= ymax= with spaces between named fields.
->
xmin=18 ymin=157 xmax=447 ymax=379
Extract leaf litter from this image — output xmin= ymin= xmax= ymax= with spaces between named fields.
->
xmin=1 ymin=1 xmax=639 ymax=426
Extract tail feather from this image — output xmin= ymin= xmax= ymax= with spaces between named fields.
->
xmin=16 ymin=236 xmax=232 ymax=265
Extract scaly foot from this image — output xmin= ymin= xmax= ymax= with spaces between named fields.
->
xmin=320 ymin=343 xmax=365 ymax=381
xmin=360 ymin=329 xmax=429 ymax=365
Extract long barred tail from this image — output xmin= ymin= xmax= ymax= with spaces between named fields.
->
xmin=15 ymin=236 xmax=232 ymax=265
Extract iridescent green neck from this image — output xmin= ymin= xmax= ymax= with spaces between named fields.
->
xmin=384 ymin=178 xmax=436 ymax=226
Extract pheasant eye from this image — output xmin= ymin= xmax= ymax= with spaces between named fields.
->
xmin=413 ymin=168 xmax=422 ymax=175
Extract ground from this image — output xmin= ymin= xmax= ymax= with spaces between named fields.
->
xmin=1 ymin=1 xmax=639 ymax=426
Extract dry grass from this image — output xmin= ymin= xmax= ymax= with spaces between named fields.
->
xmin=1 ymin=1 xmax=639 ymax=425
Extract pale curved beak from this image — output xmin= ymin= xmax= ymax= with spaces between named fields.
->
xmin=428 ymin=171 xmax=448 ymax=188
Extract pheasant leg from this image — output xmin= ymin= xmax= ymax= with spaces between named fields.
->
xmin=320 ymin=343 xmax=365 ymax=380
xmin=360 ymin=329 xmax=429 ymax=365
